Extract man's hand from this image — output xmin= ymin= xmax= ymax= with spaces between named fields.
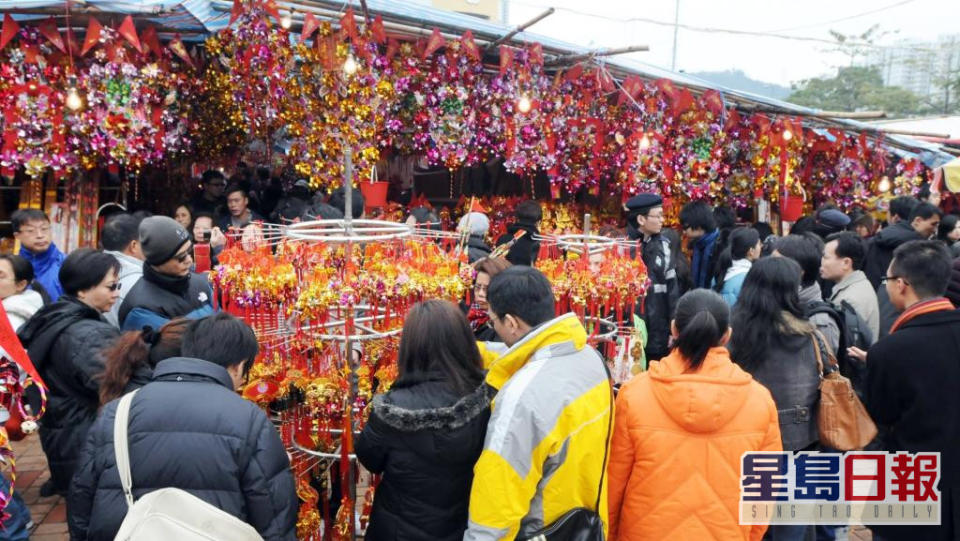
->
xmin=846 ymin=346 xmax=868 ymax=363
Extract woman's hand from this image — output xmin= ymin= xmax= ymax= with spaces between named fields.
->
xmin=210 ymin=227 xmax=227 ymax=249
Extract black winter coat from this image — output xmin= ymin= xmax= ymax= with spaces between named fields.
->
xmin=496 ymin=222 xmax=541 ymax=266
xmin=863 ymin=222 xmax=922 ymax=289
xmin=118 ymin=264 xmax=215 ymax=331
xmin=945 ymin=257 xmax=960 ymax=307
xmin=17 ymin=296 xmax=119 ymax=495
xmin=355 ymin=373 xmax=491 ymax=541
xmin=466 ymin=234 xmax=492 ymax=264
xmin=865 ymin=308 xmax=960 ymax=541
xmin=67 ymin=357 xmax=297 ymax=541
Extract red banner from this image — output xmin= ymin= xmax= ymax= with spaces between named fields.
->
xmin=141 ymin=25 xmax=163 ymax=58
xmin=37 ymin=17 xmax=65 ymax=53
xmin=422 ymin=27 xmax=444 ymax=59
xmin=499 ymin=45 xmax=515 ymax=74
xmin=461 ymin=31 xmax=480 ymax=61
xmin=340 ymin=7 xmax=359 ymax=42
xmin=118 ymin=15 xmax=142 ymax=53
xmin=300 ymin=12 xmax=319 ymax=43
xmin=370 ymin=15 xmax=387 ymax=44
xmin=1 ymin=14 xmax=20 ymax=50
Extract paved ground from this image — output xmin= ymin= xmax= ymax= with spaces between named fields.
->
xmin=7 ymin=436 xmax=68 ymax=540
xmin=5 ymin=434 xmax=874 ymax=541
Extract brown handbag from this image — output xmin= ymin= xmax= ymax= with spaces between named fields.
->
xmin=811 ymin=331 xmax=878 ymax=451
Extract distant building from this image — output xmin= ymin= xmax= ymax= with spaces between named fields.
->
xmin=410 ymin=0 xmax=505 ymax=22
xmin=868 ymin=35 xmax=960 ymax=102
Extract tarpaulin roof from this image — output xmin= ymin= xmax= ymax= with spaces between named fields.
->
xmin=0 ymin=0 xmax=226 ymax=35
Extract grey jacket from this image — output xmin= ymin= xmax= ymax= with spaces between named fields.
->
xmin=103 ymin=250 xmax=144 ymax=328
xmin=830 ymin=270 xmax=880 ymax=345
xmin=799 ymin=282 xmax=840 ymax=354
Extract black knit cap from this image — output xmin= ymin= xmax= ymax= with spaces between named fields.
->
xmin=139 ymin=216 xmax=191 ymax=265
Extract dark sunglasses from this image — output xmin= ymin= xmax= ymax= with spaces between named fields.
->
xmin=174 ymin=247 xmax=193 ymax=264
xmin=107 ymin=282 xmax=122 ymax=291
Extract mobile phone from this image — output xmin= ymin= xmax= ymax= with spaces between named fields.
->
xmin=203 ymin=230 xmax=212 ymax=242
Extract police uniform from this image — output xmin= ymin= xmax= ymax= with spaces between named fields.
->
xmin=625 ymin=194 xmax=680 ymax=361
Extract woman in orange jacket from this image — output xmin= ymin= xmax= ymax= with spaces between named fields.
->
xmin=607 ymin=289 xmax=782 ymax=540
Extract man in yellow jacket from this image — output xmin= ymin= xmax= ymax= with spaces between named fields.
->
xmin=465 ymin=266 xmax=612 ymax=540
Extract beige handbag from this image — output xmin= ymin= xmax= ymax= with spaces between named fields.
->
xmin=811 ymin=331 xmax=878 ymax=451
xmin=113 ymin=390 xmax=264 ymax=541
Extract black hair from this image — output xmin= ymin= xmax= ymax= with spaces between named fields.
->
xmin=101 ymin=213 xmax=143 ymax=252
xmin=917 ymin=182 xmax=935 ymax=202
xmin=909 ymin=202 xmax=941 ymax=223
xmin=890 ymin=196 xmax=918 ymax=221
xmin=487 ymin=266 xmax=555 ymax=328
xmin=407 ymin=207 xmax=440 ymax=231
xmin=753 ymin=221 xmax=774 ymax=242
xmin=852 ymin=213 xmax=875 ymax=232
xmin=673 ymin=289 xmax=730 ymax=370
xmin=132 ymin=210 xmax=153 ymax=221
xmin=679 ymin=201 xmax=717 ymax=233
xmin=826 ymin=231 xmax=866 ymax=271
xmin=397 ymin=300 xmax=484 ymax=396
xmin=729 ymin=257 xmax=806 ymax=370
xmin=224 ymin=183 xmax=247 ymax=198
xmin=515 ymin=200 xmax=543 ymax=224
xmin=305 ymin=202 xmax=345 ymax=221
xmin=790 ymin=216 xmax=816 ymax=236
xmin=201 ymin=169 xmax=225 ymax=184
xmin=181 ymin=312 xmax=259 ymax=374
xmin=661 ymin=228 xmax=694 ymax=292
xmin=938 ymin=214 xmax=959 ymax=244
xmin=59 ymin=249 xmax=122 ymax=296
xmin=0 ymin=253 xmax=50 ymax=303
xmin=713 ymin=205 xmax=736 ymax=230
xmin=713 ymin=227 xmax=760 ymax=292
xmin=775 ymin=233 xmax=824 ymax=287
xmin=329 ymin=187 xmax=364 ymax=219
xmin=890 ymin=240 xmax=952 ymax=299
xmin=11 ymin=209 xmax=48 ymax=232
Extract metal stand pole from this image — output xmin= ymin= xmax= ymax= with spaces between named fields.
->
xmin=343 ymin=146 xmax=357 ymax=540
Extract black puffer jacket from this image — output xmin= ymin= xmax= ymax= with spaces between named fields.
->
xmin=67 ymin=357 xmax=297 ymax=541
xmin=863 ymin=222 xmax=922 ymax=289
xmin=355 ymin=373 xmax=491 ymax=541
xmin=17 ymin=296 xmax=119 ymax=495
xmin=628 ymin=224 xmax=680 ymax=361
xmin=466 ymin=234 xmax=492 ymax=263
xmin=947 ymin=257 xmax=960 ymax=307
xmin=496 ymin=222 xmax=541 ymax=266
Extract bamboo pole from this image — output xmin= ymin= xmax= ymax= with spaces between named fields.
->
xmin=483 ymin=7 xmax=554 ymax=52
xmin=545 ymin=45 xmax=650 ymax=66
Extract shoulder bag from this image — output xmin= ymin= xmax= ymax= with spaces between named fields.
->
xmin=810 ymin=331 xmax=877 ymax=451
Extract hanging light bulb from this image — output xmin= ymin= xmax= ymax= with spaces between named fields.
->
xmin=66 ymin=87 xmax=83 ymax=111
xmin=343 ymin=53 xmax=358 ymax=76
xmin=639 ymin=133 xmax=651 ymax=150
xmin=878 ymin=176 xmax=891 ymax=193
xmin=783 ymin=128 xmax=793 ymax=141
xmin=517 ymin=94 xmax=532 ymax=113
xmin=280 ymin=10 xmax=293 ymax=29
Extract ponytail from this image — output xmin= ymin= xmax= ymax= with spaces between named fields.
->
xmin=672 ymin=289 xmax=730 ymax=371
xmin=99 ymin=331 xmax=150 ymax=405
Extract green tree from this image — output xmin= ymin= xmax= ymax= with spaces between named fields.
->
xmin=788 ymin=66 xmax=923 ymax=116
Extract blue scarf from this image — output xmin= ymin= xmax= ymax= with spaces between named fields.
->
xmin=19 ymin=243 xmax=65 ymax=301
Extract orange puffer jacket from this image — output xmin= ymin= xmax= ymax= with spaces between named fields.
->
xmin=607 ymin=347 xmax=782 ymax=541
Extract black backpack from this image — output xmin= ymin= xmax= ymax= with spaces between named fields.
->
xmin=804 ymin=299 xmax=873 ymax=396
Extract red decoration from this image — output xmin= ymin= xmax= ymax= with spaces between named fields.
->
xmin=422 ymin=27 xmax=444 ymax=58
xmin=168 ymin=36 xmax=194 ymax=67
xmin=1 ymin=14 xmax=19 ymax=50
xmin=340 ymin=7 xmax=359 ymax=42
xmin=229 ymin=0 xmax=243 ymax=25
xmin=461 ymin=31 xmax=480 ymax=61
xmin=117 ymin=15 xmax=142 ymax=53
xmin=141 ymin=25 xmax=163 ymax=58
xmin=37 ymin=18 xmax=65 ymax=53
xmin=300 ymin=13 xmax=319 ymax=43
xmin=370 ymin=15 xmax=387 ymax=44
xmin=499 ymin=45 xmax=515 ymax=74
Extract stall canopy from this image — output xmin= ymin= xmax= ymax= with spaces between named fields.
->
xmin=0 ymin=0 xmax=954 ymax=166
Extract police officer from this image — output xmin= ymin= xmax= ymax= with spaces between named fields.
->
xmin=625 ymin=193 xmax=679 ymax=362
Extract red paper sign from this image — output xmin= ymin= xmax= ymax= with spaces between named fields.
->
xmin=370 ymin=15 xmax=387 ymax=44
xmin=340 ymin=7 xmax=359 ymax=42
xmin=141 ymin=25 xmax=163 ymax=58
xmin=422 ymin=27 xmax=445 ymax=59
xmin=300 ymin=12 xmax=319 ymax=43
xmin=461 ymin=30 xmax=480 ymax=61
xmin=37 ymin=18 xmax=65 ymax=53
xmin=499 ymin=45 xmax=515 ymax=74
xmin=1 ymin=14 xmax=20 ymax=50
xmin=118 ymin=15 xmax=142 ymax=53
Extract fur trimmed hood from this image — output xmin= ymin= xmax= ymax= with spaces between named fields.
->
xmin=371 ymin=381 xmax=492 ymax=433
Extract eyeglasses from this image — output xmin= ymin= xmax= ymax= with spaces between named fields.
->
xmin=18 ymin=226 xmax=51 ymax=235
xmin=474 ymin=283 xmax=489 ymax=294
xmin=645 ymin=214 xmax=664 ymax=220
xmin=106 ymin=282 xmax=122 ymax=291
xmin=882 ymin=275 xmax=910 ymax=286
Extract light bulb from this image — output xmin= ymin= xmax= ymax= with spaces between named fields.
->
xmin=517 ymin=95 xmax=532 ymax=113
xmin=280 ymin=11 xmax=292 ymax=29
xmin=878 ymin=177 xmax=891 ymax=193
xmin=343 ymin=54 xmax=358 ymax=75
xmin=639 ymin=134 xmax=651 ymax=150
xmin=66 ymin=88 xmax=83 ymax=111
xmin=783 ymin=128 xmax=793 ymax=141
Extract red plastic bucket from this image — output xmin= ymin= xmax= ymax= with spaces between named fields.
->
xmin=360 ymin=181 xmax=389 ymax=208
xmin=781 ymin=196 xmax=804 ymax=222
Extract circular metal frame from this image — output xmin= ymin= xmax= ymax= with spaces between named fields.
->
xmin=285 ymin=219 xmax=412 ymax=243
xmin=583 ymin=316 xmax=619 ymax=342
xmin=289 ymin=304 xmax=403 ymax=342
xmin=291 ymin=441 xmax=358 ymax=461
xmin=555 ymin=234 xmax=617 ymax=255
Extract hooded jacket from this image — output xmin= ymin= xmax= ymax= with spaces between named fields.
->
xmin=465 ymin=313 xmax=612 ymax=541
xmin=68 ymin=357 xmax=297 ymax=541
xmin=19 ymin=243 xmax=65 ymax=301
xmin=496 ymin=222 xmax=541 ymax=266
xmin=607 ymin=348 xmax=780 ymax=541
xmin=102 ymin=250 xmax=144 ymax=328
xmin=355 ymin=373 xmax=491 ymax=541
xmin=865 ymin=306 xmax=960 ymax=541
xmin=118 ymin=264 xmax=214 ymax=331
xmin=863 ymin=221 xmax=922 ymax=289
xmin=16 ymin=296 xmax=119 ymax=494
xmin=2 ymin=289 xmax=44 ymax=331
